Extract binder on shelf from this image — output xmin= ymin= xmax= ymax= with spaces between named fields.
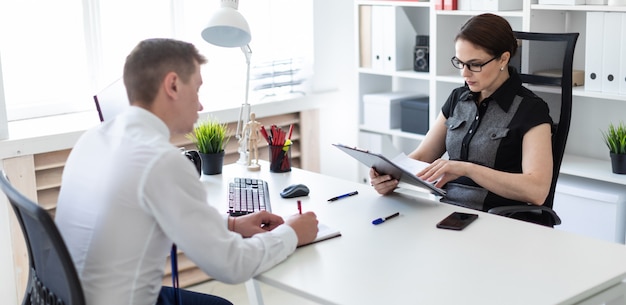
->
xmin=381 ymin=5 xmax=396 ymax=72
xmin=443 ymin=0 xmax=458 ymax=10
xmin=370 ymin=5 xmax=388 ymax=71
xmin=434 ymin=0 xmax=444 ymax=10
xmin=370 ymin=5 xmax=415 ymax=72
xmin=601 ymin=12 xmax=621 ymax=94
xmin=458 ymin=0 xmax=472 ymax=10
xmin=621 ymin=13 xmax=626 ymax=95
xmin=359 ymin=5 xmax=372 ymax=69
xmin=585 ymin=12 xmax=604 ymax=92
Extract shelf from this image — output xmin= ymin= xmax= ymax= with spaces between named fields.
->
xmin=355 ymin=0 xmax=431 ymax=8
xmin=359 ymin=126 xmax=426 ymax=140
xmin=358 ymin=68 xmax=394 ymax=77
xmin=532 ymin=4 xmax=626 ymax=12
xmin=561 ymin=154 xmax=626 ymax=185
xmin=395 ymin=70 xmax=432 ymax=80
xmin=516 ymin=85 xmax=626 ymax=101
xmin=435 ymin=10 xmax=523 ymax=17
xmin=356 ymin=0 xmax=626 ymax=189
xmin=571 ymin=87 xmax=626 ymax=101
xmin=435 ymin=75 xmax=626 ymax=101
xmin=358 ymin=68 xmax=432 ymax=80
xmin=435 ymin=74 xmax=464 ymax=84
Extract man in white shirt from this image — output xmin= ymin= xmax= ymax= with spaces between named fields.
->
xmin=55 ymin=38 xmax=319 ymax=305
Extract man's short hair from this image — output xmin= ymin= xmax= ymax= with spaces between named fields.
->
xmin=123 ymin=38 xmax=207 ymax=106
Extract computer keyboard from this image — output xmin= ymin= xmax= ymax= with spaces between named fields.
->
xmin=228 ymin=177 xmax=272 ymax=216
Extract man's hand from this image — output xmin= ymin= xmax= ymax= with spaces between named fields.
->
xmin=285 ymin=212 xmax=319 ymax=246
xmin=230 ymin=211 xmax=285 ymax=237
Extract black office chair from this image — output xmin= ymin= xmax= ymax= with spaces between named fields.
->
xmin=93 ymin=78 xmax=129 ymax=122
xmin=0 ymin=170 xmax=86 ymax=305
xmin=488 ymin=31 xmax=579 ymax=227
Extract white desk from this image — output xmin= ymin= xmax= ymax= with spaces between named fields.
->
xmin=203 ymin=163 xmax=626 ymax=305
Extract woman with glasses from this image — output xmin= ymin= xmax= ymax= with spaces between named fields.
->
xmin=370 ymin=13 xmax=554 ymax=222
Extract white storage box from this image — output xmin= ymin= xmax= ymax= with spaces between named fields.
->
xmin=470 ymin=0 xmax=522 ymax=11
xmin=586 ymin=0 xmax=608 ymax=4
xmin=554 ymin=175 xmax=626 ymax=244
xmin=363 ymin=91 xmax=425 ymax=130
xmin=538 ymin=0 xmax=585 ymax=4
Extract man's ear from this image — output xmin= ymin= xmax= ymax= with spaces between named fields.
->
xmin=163 ymin=72 xmax=179 ymax=98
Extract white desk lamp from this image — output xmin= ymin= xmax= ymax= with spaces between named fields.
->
xmin=201 ymin=0 xmax=252 ymax=165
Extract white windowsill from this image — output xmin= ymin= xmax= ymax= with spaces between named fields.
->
xmin=0 ymin=90 xmax=337 ymax=160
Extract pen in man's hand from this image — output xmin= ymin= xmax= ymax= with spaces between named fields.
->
xmin=297 ymin=200 xmax=302 ymax=215
xmin=372 ymin=212 xmax=400 ymax=225
xmin=327 ymin=191 xmax=358 ymax=202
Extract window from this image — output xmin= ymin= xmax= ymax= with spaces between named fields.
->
xmin=180 ymin=0 xmax=314 ymax=108
xmin=0 ymin=0 xmax=91 ymax=120
xmin=0 ymin=0 xmax=313 ymax=122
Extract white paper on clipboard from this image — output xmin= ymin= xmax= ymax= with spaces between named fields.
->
xmin=333 ymin=143 xmax=446 ymax=197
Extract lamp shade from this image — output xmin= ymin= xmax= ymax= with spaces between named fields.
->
xmin=201 ymin=0 xmax=251 ymax=48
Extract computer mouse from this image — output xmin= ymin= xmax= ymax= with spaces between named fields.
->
xmin=280 ymin=184 xmax=310 ymax=198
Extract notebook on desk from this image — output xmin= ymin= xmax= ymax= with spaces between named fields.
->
xmin=299 ymin=223 xmax=341 ymax=248
xmin=333 ymin=143 xmax=446 ymax=197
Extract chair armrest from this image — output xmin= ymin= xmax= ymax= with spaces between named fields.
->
xmin=487 ymin=205 xmax=562 ymax=226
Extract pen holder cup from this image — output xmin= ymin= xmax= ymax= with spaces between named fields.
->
xmin=269 ymin=144 xmax=291 ymax=173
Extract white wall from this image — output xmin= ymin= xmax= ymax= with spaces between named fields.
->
xmin=0 ymin=53 xmax=8 ymax=140
xmin=0 ymin=51 xmax=13 ymax=304
xmin=313 ymin=0 xmax=360 ymax=182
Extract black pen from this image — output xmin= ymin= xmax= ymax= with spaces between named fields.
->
xmin=327 ymin=191 xmax=358 ymax=202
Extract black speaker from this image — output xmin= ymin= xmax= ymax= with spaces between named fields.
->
xmin=414 ymin=35 xmax=429 ymax=72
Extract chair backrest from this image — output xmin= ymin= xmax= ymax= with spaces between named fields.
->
xmin=93 ymin=78 xmax=129 ymax=122
xmin=0 ymin=170 xmax=85 ymax=305
xmin=511 ymin=31 xmax=579 ymax=212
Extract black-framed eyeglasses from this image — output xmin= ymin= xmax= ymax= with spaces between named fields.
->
xmin=451 ymin=56 xmax=498 ymax=72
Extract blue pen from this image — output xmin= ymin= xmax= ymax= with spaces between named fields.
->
xmin=327 ymin=191 xmax=358 ymax=202
xmin=372 ymin=212 xmax=400 ymax=225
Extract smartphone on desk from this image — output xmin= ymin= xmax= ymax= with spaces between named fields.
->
xmin=436 ymin=212 xmax=478 ymax=230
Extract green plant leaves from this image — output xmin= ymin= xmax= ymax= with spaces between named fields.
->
xmin=187 ymin=118 xmax=231 ymax=154
xmin=602 ymin=122 xmax=626 ymax=155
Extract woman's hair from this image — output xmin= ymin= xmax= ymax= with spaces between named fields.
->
xmin=455 ymin=13 xmax=518 ymax=59
xmin=123 ymin=38 xmax=207 ymax=105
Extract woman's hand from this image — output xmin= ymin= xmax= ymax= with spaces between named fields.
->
xmin=369 ymin=168 xmax=399 ymax=195
xmin=418 ymin=159 xmax=467 ymax=189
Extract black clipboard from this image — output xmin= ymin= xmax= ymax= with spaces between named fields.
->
xmin=333 ymin=143 xmax=446 ymax=197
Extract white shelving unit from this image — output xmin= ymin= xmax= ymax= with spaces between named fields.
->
xmin=355 ymin=0 xmax=626 ymax=186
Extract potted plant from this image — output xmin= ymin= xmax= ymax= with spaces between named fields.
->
xmin=187 ymin=117 xmax=230 ymax=175
xmin=601 ymin=122 xmax=626 ymax=174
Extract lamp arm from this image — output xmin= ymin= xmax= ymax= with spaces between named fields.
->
xmin=241 ymin=44 xmax=252 ymax=115
xmin=235 ymin=44 xmax=252 ymax=140
xmin=234 ymin=44 xmax=252 ymax=165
